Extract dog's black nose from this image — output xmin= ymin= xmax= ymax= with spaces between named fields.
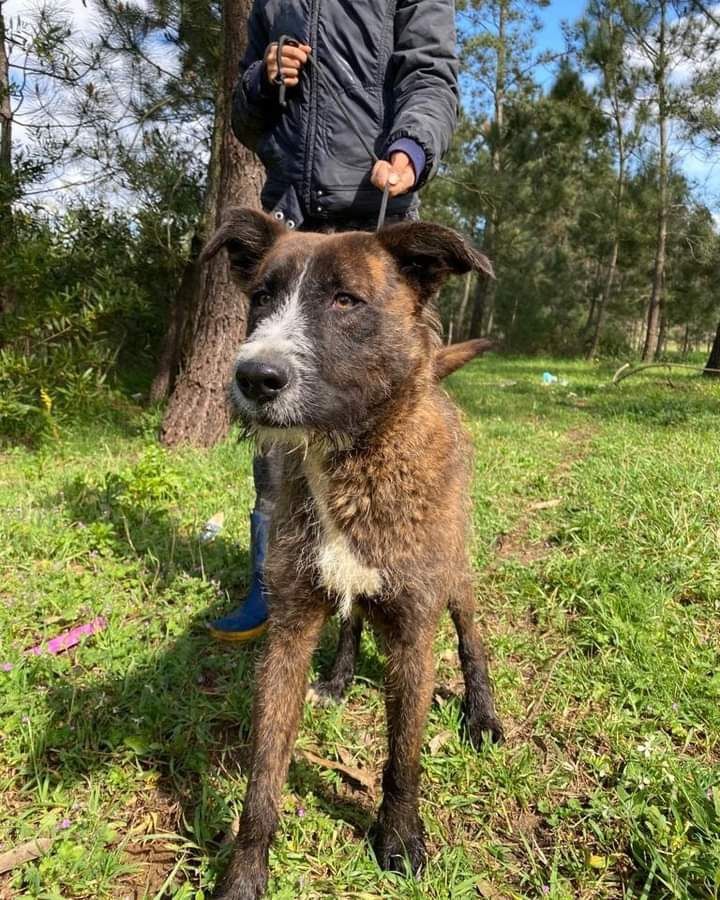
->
xmin=235 ymin=359 xmax=290 ymax=403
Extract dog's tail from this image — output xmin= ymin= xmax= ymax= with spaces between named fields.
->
xmin=435 ymin=339 xmax=495 ymax=380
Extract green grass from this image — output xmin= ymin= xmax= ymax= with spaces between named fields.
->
xmin=1 ymin=357 xmax=719 ymax=899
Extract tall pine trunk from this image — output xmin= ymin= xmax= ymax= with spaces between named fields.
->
xmin=642 ymin=1 xmax=668 ymax=362
xmin=681 ymin=322 xmax=690 ymax=357
xmin=454 ymin=271 xmax=473 ymax=342
xmin=469 ymin=0 xmax=505 ymax=340
xmin=582 ymin=258 xmax=604 ymax=339
xmin=0 ymin=2 xmax=16 ymax=317
xmin=587 ymin=115 xmax=625 ymax=360
xmin=656 ymin=309 xmax=668 ymax=358
xmin=704 ymin=320 xmax=720 ymax=377
xmin=160 ymin=0 xmax=264 ymax=447
xmin=469 ymin=219 xmax=496 ymax=338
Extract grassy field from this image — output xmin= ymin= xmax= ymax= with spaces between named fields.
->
xmin=1 ymin=357 xmax=719 ymax=899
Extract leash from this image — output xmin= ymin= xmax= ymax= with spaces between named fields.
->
xmin=274 ymin=34 xmax=391 ymax=232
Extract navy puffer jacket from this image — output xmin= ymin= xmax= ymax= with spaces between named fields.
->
xmin=232 ymin=0 xmax=459 ymax=228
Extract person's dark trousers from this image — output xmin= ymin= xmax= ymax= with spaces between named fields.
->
xmin=208 ymin=213 xmax=412 ymax=641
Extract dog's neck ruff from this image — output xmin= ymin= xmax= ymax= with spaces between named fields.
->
xmin=303 ymin=450 xmax=382 ymax=618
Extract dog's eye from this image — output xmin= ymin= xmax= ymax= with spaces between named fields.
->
xmin=251 ymin=290 xmax=272 ymax=308
xmin=332 ymin=292 xmax=363 ymax=310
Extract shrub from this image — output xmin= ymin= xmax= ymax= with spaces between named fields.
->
xmin=0 ymin=205 xmax=186 ymax=443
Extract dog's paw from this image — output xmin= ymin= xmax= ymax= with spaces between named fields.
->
xmin=372 ymin=819 xmax=427 ymax=876
xmin=212 ymin=860 xmax=268 ymax=900
xmin=306 ymin=679 xmax=346 ymax=706
xmin=462 ymin=700 xmax=505 ymax=749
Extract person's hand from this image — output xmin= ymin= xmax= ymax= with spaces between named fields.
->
xmin=371 ymin=152 xmax=416 ymax=197
xmin=264 ymin=41 xmax=311 ymax=88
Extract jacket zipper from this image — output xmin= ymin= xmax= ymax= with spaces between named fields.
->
xmin=302 ymin=0 xmax=322 ymax=212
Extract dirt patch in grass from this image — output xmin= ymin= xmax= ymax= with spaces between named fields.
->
xmin=119 ymin=842 xmax=178 ymax=900
xmin=116 ymin=786 xmax=183 ymax=899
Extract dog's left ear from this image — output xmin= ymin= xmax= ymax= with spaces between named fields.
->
xmin=200 ymin=207 xmax=286 ymax=288
xmin=377 ymin=222 xmax=494 ymax=299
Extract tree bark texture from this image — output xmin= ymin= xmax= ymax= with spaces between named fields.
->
xmin=704 ymin=320 xmax=720 ymax=377
xmin=160 ymin=0 xmax=264 ymax=447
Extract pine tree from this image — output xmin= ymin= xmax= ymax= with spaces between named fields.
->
xmin=456 ymin=0 xmax=547 ymax=338
xmin=579 ymin=0 xmax=641 ymax=358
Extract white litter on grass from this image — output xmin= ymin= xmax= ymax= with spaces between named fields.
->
xmin=542 ymin=371 xmax=569 ymax=386
xmin=198 ymin=512 xmax=224 ymax=543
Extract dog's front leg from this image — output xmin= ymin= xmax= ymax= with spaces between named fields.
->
xmin=214 ymin=604 xmax=329 ymax=900
xmin=373 ymin=621 xmax=436 ymax=876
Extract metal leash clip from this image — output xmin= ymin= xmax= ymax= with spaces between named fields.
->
xmin=376 ymin=181 xmax=391 ymax=232
xmin=274 ymin=35 xmax=301 ymax=108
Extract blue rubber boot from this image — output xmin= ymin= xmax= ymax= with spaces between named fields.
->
xmin=207 ymin=510 xmax=269 ymax=642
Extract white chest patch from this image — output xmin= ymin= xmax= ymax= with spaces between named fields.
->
xmin=303 ymin=455 xmax=382 ymax=618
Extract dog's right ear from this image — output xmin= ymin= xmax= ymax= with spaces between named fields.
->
xmin=200 ymin=208 xmax=285 ymax=287
xmin=377 ymin=221 xmax=494 ymax=301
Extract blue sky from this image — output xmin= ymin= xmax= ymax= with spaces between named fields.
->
xmin=537 ymin=0 xmax=576 ymax=75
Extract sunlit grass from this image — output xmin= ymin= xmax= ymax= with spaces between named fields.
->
xmin=1 ymin=357 xmax=718 ymax=898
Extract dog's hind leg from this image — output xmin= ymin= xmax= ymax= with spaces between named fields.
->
xmin=307 ymin=609 xmax=363 ymax=705
xmin=372 ymin=616 xmax=435 ymax=876
xmin=214 ymin=603 xmax=329 ymax=900
xmin=449 ymin=579 xmax=504 ymax=748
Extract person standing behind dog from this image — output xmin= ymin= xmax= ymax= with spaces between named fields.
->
xmin=208 ymin=0 xmax=460 ymax=641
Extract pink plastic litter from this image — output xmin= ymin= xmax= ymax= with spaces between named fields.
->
xmin=26 ymin=616 xmax=107 ymax=657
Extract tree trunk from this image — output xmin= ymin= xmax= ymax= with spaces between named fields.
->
xmin=584 ymin=293 xmax=598 ymax=337
xmin=656 ymin=309 xmax=668 ymax=358
xmin=469 ymin=265 xmax=496 ymax=338
xmin=149 ymin=234 xmax=202 ymax=403
xmin=681 ymin=322 xmax=690 ymax=358
xmin=586 ymin=244 xmax=617 ymax=360
xmin=160 ymin=0 xmax=264 ymax=447
xmin=469 ymin=1 xmax=505 ymax=341
xmin=582 ymin=258 xmax=604 ymax=338
xmin=704 ymin=319 xmax=720 ymax=377
xmin=454 ymin=271 xmax=473 ymax=341
xmin=0 ymin=4 xmax=11 ymax=204
xmin=469 ymin=216 xmax=496 ymax=338
xmin=0 ymin=2 xmax=16 ymax=317
xmin=588 ymin=107 xmax=626 ymax=360
xmin=642 ymin=1 xmax=668 ymax=363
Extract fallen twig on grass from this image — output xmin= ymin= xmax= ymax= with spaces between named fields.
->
xmin=298 ymin=749 xmax=377 ymax=795
xmin=0 ymin=838 xmax=53 ymax=874
xmin=612 ymin=361 xmax=720 ymax=384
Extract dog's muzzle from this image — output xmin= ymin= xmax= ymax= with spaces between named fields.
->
xmin=235 ymin=358 xmax=291 ymax=404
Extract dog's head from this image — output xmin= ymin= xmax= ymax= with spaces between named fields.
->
xmin=202 ymin=208 xmax=493 ymax=443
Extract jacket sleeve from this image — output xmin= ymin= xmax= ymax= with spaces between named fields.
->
xmin=386 ymin=0 xmax=459 ymax=189
xmin=231 ymin=3 xmax=275 ymax=152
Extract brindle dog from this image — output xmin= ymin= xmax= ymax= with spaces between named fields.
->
xmin=203 ymin=209 xmax=504 ymax=900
